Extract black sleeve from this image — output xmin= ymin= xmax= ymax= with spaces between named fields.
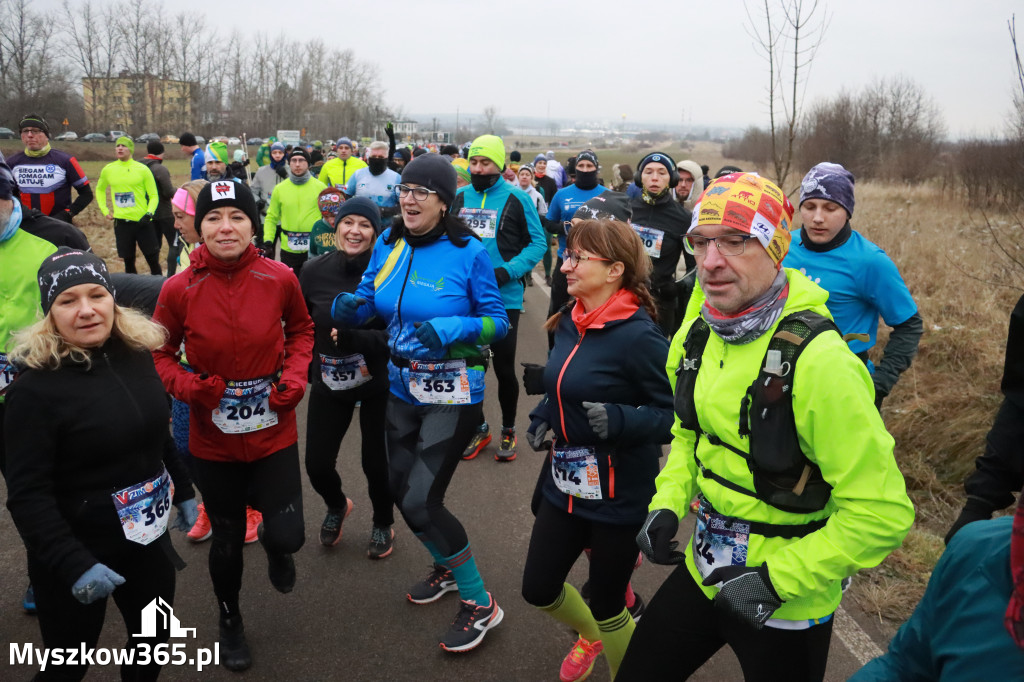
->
xmin=873 ymin=311 xmax=923 ymax=396
xmin=4 ymin=380 xmax=99 ymax=587
xmin=962 ymin=398 xmax=1024 ymax=512
xmin=110 ymin=274 xmax=167 ymax=317
xmin=70 ymin=182 xmax=94 ymax=217
xmin=1001 ymin=293 xmax=1024 ymax=409
xmin=162 ymin=430 xmax=196 ymax=505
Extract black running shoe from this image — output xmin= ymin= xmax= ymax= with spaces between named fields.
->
xmin=439 ymin=593 xmax=504 ymax=653
xmin=219 ymin=616 xmax=252 ymax=672
xmin=368 ymin=525 xmax=395 ymax=560
xmin=258 ymin=522 xmax=296 ymax=593
xmin=407 ymin=563 xmax=457 ymax=604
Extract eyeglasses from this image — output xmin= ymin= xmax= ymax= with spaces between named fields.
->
xmin=565 ymin=248 xmax=612 ymax=268
xmin=396 ymin=184 xmax=438 ymax=201
xmin=21 ymin=128 xmax=44 ymax=136
xmin=685 ymin=234 xmax=758 ymax=257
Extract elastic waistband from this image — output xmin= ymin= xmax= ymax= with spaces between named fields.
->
xmin=391 ymin=355 xmax=486 ymax=369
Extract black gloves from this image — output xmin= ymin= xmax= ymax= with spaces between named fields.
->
xmin=139 ymin=213 xmax=153 ymax=226
xmin=261 ymin=242 xmax=275 ymax=258
xmin=944 ymin=499 xmax=994 ymax=545
xmin=493 ymin=267 xmax=511 ymax=287
xmin=636 ymin=509 xmax=685 ymax=565
xmin=521 ymin=362 xmax=546 ymax=395
xmin=702 ymin=563 xmax=782 ymax=630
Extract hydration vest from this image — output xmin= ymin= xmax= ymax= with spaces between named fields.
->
xmin=674 ymin=310 xmax=838 ymax=516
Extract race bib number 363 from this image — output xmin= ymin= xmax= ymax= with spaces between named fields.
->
xmin=407 ymin=359 xmax=471 ymax=405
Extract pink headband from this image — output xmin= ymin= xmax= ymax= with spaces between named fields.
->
xmin=172 ymin=187 xmax=196 ymax=215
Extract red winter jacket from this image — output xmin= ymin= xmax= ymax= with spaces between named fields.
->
xmin=153 ymin=244 xmax=314 ymax=463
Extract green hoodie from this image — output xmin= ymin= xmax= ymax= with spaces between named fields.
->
xmin=655 ymin=268 xmax=914 ymax=622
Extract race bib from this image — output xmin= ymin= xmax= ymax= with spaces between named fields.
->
xmin=212 ymin=376 xmax=279 ymax=434
xmin=632 ymin=224 xmax=665 ymax=258
xmin=692 ymin=496 xmax=750 ymax=580
xmin=0 ymin=352 xmax=15 ymax=396
xmin=320 ymin=353 xmax=371 ymax=391
xmin=407 ymin=359 xmax=470 ymax=405
xmin=114 ymin=192 xmax=136 ymax=208
xmin=112 ymin=468 xmax=174 ymax=545
xmin=460 ymin=208 xmax=498 ymax=239
xmin=284 ymin=230 xmax=310 ymax=252
xmin=551 ymin=445 xmax=602 ymax=500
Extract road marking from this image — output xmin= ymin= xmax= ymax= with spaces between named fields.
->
xmin=835 ymin=605 xmax=884 ymax=666
xmin=531 ymin=270 xmax=550 ymax=297
xmin=529 ymin=266 xmax=886 ymax=669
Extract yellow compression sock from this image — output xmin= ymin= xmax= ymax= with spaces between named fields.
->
xmin=538 ymin=583 xmax=600 ymax=643
xmin=597 ymin=607 xmax=635 ymax=678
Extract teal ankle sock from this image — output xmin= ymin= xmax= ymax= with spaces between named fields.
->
xmin=443 ymin=544 xmax=488 ymax=605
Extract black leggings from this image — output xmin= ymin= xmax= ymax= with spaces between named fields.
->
xmin=386 ymin=399 xmax=481 ymax=557
xmin=114 ymin=219 xmax=161 ymax=275
xmin=28 ymin=540 xmax=175 ymax=681
xmin=279 ymin=250 xmax=308 ymax=278
xmin=617 ymin=563 xmax=834 ymax=681
xmin=304 ymin=387 xmax=394 ymax=527
xmin=521 ymin=498 xmax=642 ymax=621
xmin=192 ymin=444 xmax=305 ymax=617
xmin=155 ymin=218 xmax=182 ymax=276
xmin=547 ymin=258 xmax=569 ymax=350
xmin=488 ymin=308 xmax=521 ymax=428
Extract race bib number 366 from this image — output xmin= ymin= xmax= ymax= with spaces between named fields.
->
xmin=212 ymin=376 xmax=279 ymax=434
xmin=112 ymin=469 xmax=174 ymax=545
xmin=407 ymin=359 xmax=471 ymax=405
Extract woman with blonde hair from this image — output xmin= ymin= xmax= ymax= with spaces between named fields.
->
xmin=521 ymin=219 xmax=674 ymax=681
xmin=5 ymin=247 xmax=198 ymax=681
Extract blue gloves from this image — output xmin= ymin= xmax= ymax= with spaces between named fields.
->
xmin=72 ymin=563 xmax=126 ymax=604
xmin=414 ymin=322 xmax=443 ymax=350
xmin=636 ymin=509 xmax=685 ymax=565
xmin=171 ymin=498 xmax=200 ymax=532
xmin=331 ymin=293 xmax=366 ymax=324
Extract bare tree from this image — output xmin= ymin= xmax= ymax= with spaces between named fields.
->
xmin=482 ymin=106 xmax=501 ymax=134
xmin=746 ymin=0 xmax=830 ymax=187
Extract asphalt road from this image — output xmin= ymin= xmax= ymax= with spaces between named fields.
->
xmin=0 ymin=269 xmax=892 ymax=681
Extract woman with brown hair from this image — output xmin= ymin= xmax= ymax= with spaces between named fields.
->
xmin=520 ymin=219 xmax=674 ymax=681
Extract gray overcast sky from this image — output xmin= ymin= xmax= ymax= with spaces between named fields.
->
xmin=43 ymin=0 xmax=1024 ymax=138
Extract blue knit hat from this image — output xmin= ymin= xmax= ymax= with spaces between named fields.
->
xmin=800 ymin=162 xmax=856 ymax=217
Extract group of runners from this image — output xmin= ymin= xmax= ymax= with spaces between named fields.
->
xmin=2 ymin=109 xmax=1022 ymax=681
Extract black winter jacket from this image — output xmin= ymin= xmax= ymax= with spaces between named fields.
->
xmin=4 ymin=338 xmax=194 ymax=588
xmin=299 ymin=249 xmax=390 ymax=400
xmin=530 ymin=296 xmax=673 ymax=525
xmin=629 ymin=192 xmax=693 ymax=294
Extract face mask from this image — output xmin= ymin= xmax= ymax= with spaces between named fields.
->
xmin=367 ymin=157 xmax=388 ymax=176
xmin=575 ymin=170 xmax=598 ymax=190
xmin=0 ymin=200 xmax=23 ymax=243
xmin=471 ymin=173 xmax=500 ymax=193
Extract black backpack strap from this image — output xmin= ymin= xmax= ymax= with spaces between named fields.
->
xmin=674 ymin=318 xmax=710 ymax=431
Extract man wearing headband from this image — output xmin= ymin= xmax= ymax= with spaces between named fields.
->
xmin=618 ymin=172 xmax=914 ymax=680
xmin=94 ymin=137 xmax=161 ymax=276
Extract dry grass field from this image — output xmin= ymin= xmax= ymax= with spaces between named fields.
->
xmin=5 ymin=139 xmax=1019 ymax=631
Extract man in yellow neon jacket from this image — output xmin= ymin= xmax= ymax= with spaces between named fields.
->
xmin=95 ymin=136 xmax=161 ymax=274
xmin=262 ymin=148 xmax=325 ymax=277
xmin=618 ymin=172 xmax=914 ymax=681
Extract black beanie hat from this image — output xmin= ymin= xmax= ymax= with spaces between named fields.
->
xmin=37 ymin=248 xmax=115 ymax=315
xmin=194 ymin=181 xmax=261 ymax=240
xmin=335 ymin=196 xmax=383 ymax=235
xmin=395 ymin=147 xmax=412 ymax=163
xmin=147 ymin=140 xmax=165 ymax=156
xmin=576 ymin=150 xmax=599 ymax=167
xmin=572 ymin=191 xmax=633 ymax=224
xmin=179 ymin=132 xmax=197 ymax=147
xmin=637 ymin=151 xmax=676 ymax=177
xmin=289 ymin=148 xmax=310 ymax=164
xmin=398 ymin=154 xmax=457 ymax=207
xmin=19 ymin=113 xmax=49 ymax=137
xmin=509 ymin=150 xmax=522 ymax=162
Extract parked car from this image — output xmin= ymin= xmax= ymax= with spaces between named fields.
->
xmin=194 ymin=135 xmax=206 ymax=145
xmin=0 ymin=127 xmax=16 ymax=139
xmin=247 ymin=137 xmax=262 ymax=146
xmin=135 ymin=132 xmax=160 ymax=143
xmin=212 ymin=136 xmax=229 ymax=144
xmin=161 ymin=134 xmax=180 ymax=144
xmin=106 ymin=130 xmax=128 ymax=142
xmin=54 ymin=131 xmax=78 ymax=141
xmin=83 ymin=133 xmax=108 ymax=142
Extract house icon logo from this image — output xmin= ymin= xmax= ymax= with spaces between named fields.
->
xmin=133 ymin=597 xmax=197 ymax=638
